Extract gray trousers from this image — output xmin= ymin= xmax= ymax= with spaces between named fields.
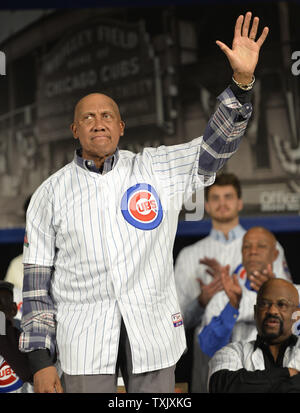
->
xmin=63 ymin=320 xmax=176 ymax=393
xmin=191 ymin=329 xmax=210 ymax=393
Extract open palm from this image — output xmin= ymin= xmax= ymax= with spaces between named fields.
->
xmin=216 ymin=12 xmax=269 ymax=82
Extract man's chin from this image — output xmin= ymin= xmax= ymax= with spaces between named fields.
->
xmin=261 ymin=325 xmax=283 ymax=343
xmin=213 ymin=215 xmax=236 ymax=223
xmin=260 ymin=331 xmax=281 ymax=343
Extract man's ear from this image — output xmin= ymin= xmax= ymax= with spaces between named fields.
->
xmin=238 ymin=198 xmax=243 ymax=212
xmin=120 ymin=120 xmax=125 ymax=136
xmin=70 ymin=122 xmax=78 ymax=140
xmin=273 ymin=248 xmax=279 ymax=262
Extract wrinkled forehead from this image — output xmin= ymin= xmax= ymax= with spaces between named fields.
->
xmin=258 ymin=281 xmax=299 ymax=305
xmin=74 ymin=93 xmax=120 ymax=120
xmin=243 ymin=228 xmax=275 ymax=246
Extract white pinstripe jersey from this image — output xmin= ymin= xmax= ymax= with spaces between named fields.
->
xmin=23 ymin=137 xmax=213 ymax=375
xmin=174 ymin=226 xmax=291 ymax=324
xmin=208 ymin=338 xmax=300 ymax=382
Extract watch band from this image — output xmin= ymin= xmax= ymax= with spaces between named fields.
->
xmin=232 ymin=75 xmax=255 ymax=91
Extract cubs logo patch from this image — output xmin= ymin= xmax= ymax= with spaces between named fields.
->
xmin=172 ymin=313 xmax=183 ymax=327
xmin=233 ymin=263 xmax=253 ymax=291
xmin=0 ymin=359 xmax=23 ymax=393
xmin=233 ymin=263 xmax=247 ymax=281
xmin=121 ymin=183 xmax=163 ymax=230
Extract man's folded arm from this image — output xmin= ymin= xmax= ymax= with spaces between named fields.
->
xmin=209 ymin=367 xmax=290 ymax=393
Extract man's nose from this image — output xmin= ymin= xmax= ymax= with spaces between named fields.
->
xmin=217 ymin=198 xmax=227 ymax=208
xmin=249 ymin=245 xmax=258 ymax=255
xmin=93 ymin=117 xmax=106 ymax=131
xmin=267 ymin=303 xmax=280 ymax=314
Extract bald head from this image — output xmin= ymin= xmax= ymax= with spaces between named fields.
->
xmin=244 ymin=226 xmax=277 ymax=247
xmin=257 ymin=278 xmax=299 ymax=306
xmin=73 ymin=93 xmax=122 ymax=123
xmin=242 ymin=226 xmax=279 ymax=274
xmin=255 ymin=278 xmax=299 ymax=343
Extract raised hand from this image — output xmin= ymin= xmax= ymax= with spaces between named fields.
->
xmin=221 ymin=265 xmax=242 ymax=309
xmin=248 ymin=263 xmax=275 ymax=292
xmin=216 ymin=11 xmax=269 ymax=84
xmin=200 ymin=257 xmax=223 ymax=279
xmin=197 ymin=276 xmax=223 ymax=308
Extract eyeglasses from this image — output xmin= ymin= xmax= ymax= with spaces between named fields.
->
xmin=257 ymin=299 xmax=297 ymax=312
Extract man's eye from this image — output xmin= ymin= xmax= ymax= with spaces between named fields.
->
xmin=277 ymin=302 xmax=288 ymax=310
xmin=258 ymin=300 xmax=268 ymax=308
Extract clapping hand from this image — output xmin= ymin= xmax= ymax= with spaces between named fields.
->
xmin=197 ymin=276 xmax=223 ymax=308
xmin=248 ymin=263 xmax=275 ymax=291
xmin=200 ymin=257 xmax=223 ymax=279
xmin=221 ymin=265 xmax=242 ymax=309
xmin=197 ymin=257 xmax=224 ymax=307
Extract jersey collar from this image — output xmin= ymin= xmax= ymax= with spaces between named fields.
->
xmin=74 ymin=148 xmax=119 ymax=174
xmin=210 ymin=224 xmax=245 ymax=244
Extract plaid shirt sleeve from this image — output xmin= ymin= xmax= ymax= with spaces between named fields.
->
xmin=198 ymin=86 xmax=252 ymax=176
xmin=19 ymin=264 xmax=56 ymax=356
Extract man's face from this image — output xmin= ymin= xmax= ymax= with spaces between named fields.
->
xmin=255 ymin=282 xmax=299 ymax=344
xmin=242 ymin=229 xmax=278 ymax=274
xmin=71 ymin=93 xmax=125 ymax=162
xmin=205 ymin=185 xmax=243 ymax=223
